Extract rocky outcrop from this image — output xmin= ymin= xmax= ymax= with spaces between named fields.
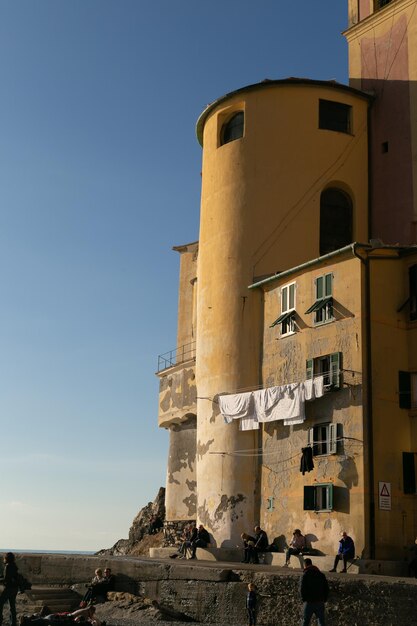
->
xmin=96 ymin=487 xmax=166 ymax=556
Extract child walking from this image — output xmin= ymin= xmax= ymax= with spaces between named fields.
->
xmin=246 ymin=582 xmax=257 ymax=626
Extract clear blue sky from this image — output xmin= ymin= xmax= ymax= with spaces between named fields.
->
xmin=0 ymin=1 xmax=348 ymax=551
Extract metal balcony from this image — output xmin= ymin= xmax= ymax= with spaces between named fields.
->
xmin=157 ymin=341 xmax=196 ymax=373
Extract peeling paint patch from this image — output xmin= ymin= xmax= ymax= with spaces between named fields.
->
xmin=186 ymin=479 xmax=197 ymax=492
xmin=183 ymin=493 xmax=197 ymax=517
xmin=210 ymin=397 xmax=221 ymax=424
xmin=197 ymin=438 xmax=214 ymax=459
xmin=214 ymin=494 xmax=246 ymax=523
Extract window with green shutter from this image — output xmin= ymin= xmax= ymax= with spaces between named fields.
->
xmin=305 ymin=273 xmax=334 ymax=324
xmin=304 ymin=484 xmax=333 ymax=511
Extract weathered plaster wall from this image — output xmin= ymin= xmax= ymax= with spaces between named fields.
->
xmin=260 ymin=253 xmax=366 ymax=558
xmin=369 ymin=251 xmax=417 ymax=558
xmin=158 ymin=365 xmax=196 ymax=428
xmin=165 ymin=415 xmax=197 ymax=520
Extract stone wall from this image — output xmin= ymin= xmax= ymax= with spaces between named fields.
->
xmin=14 ymin=553 xmax=417 ymax=625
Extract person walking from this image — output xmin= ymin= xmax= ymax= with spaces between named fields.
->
xmin=300 ymin=558 xmax=329 ymax=626
xmin=329 ymin=531 xmax=355 ymax=573
xmin=0 ymin=552 xmax=19 ymax=626
xmin=246 ymin=582 xmax=257 ymax=626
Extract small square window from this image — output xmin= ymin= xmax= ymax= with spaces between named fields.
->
xmin=308 ymin=423 xmax=339 ymax=456
xmin=304 ymin=483 xmax=333 ymax=511
xmin=319 ymin=100 xmax=352 ymax=134
xmin=306 ymin=353 xmax=342 ymax=390
xmin=381 ymin=141 xmax=389 ymax=153
xmin=399 ymin=371 xmax=417 ymax=409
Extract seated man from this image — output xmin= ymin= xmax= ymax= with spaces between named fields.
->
xmin=190 ymin=524 xmax=210 ymax=559
xmin=329 ymin=531 xmax=355 ymax=573
xmin=246 ymin=526 xmax=269 ymax=564
xmin=103 ymin=567 xmax=115 ymax=593
xmin=285 ymin=529 xmax=306 ymax=566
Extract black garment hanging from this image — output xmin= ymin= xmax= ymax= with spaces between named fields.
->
xmin=300 ymin=446 xmax=314 ymax=475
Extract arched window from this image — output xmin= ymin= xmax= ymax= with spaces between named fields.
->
xmin=320 ymin=188 xmax=353 ymax=256
xmin=220 ymin=112 xmax=244 ymax=146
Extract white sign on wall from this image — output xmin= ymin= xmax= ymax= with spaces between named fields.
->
xmin=379 ymin=481 xmax=391 ymax=510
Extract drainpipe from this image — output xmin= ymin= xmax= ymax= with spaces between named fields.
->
xmin=353 ymin=244 xmax=375 ymax=560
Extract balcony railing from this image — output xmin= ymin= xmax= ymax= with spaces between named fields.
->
xmin=157 ymin=341 xmax=196 ymax=373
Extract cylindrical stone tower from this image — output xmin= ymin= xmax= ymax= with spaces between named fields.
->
xmin=194 ymin=79 xmax=370 ymax=546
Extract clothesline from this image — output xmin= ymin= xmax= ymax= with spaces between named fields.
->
xmin=196 ymin=368 xmax=362 ymax=403
xmin=208 ymin=436 xmax=364 ymax=458
xmin=218 ymin=378 xmax=324 ymax=429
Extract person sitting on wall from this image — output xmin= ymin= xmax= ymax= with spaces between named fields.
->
xmin=284 ymin=529 xmax=306 ymax=566
xmin=179 ymin=524 xmax=197 ymax=559
xmin=246 ymin=526 xmax=269 ymax=564
xmin=239 ymin=533 xmax=257 ymax=564
xmin=82 ymin=569 xmax=106 ymax=604
xmin=189 ymin=524 xmax=210 ymax=559
xmin=329 ymin=531 xmax=355 ymax=573
xmin=102 ymin=568 xmax=115 ymax=593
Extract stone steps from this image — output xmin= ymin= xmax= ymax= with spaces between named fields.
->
xmin=25 ymin=587 xmax=81 ymax=613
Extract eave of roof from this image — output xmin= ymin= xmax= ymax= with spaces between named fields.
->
xmin=196 ymin=77 xmax=373 ymax=146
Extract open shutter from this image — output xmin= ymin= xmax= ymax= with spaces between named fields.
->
xmin=327 ymin=484 xmax=334 ymax=510
xmin=399 ymin=371 xmax=411 ymax=409
xmin=325 ymin=273 xmax=333 ymax=296
xmin=330 ymin=352 xmax=342 ymax=389
xmin=306 ymin=359 xmax=313 ymax=380
xmin=316 ymin=276 xmax=324 ymax=299
xmin=329 ymin=423 xmax=338 ymax=454
xmin=403 ymin=452 xmax=416 ymax=494
xmin=304 ymin=486 xmax=316 ymax=510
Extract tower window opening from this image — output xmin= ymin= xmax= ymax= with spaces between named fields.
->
xmin=376 ymin=0 xmax=393 ymax=9
xmin=319 ymin=99 xmax=351 ymax=134
xmin=220 ymin=112 xmax=244 ymax=146
xmin=382 ymin=141 xmax=389 ymax=153
xmin=319 ymin=188 xmax=353 ymax=255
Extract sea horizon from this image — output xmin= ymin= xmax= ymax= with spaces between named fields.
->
xmin=0 ymin=549 xmax=96 ymax=555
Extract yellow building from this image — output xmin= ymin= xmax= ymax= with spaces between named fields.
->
xmin=156 ymin=0 xmax=417 ymax=564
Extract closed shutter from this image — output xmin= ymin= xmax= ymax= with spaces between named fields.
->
xmin=304 ymin=486 xmax=316 ymax=510
xmin=306 ymin=359 xmax=313 ymax=380
xmin=403 ymin=452 xmax=416 ymax=494
xmin=399 ymin=371 xmax=411 ymax=409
